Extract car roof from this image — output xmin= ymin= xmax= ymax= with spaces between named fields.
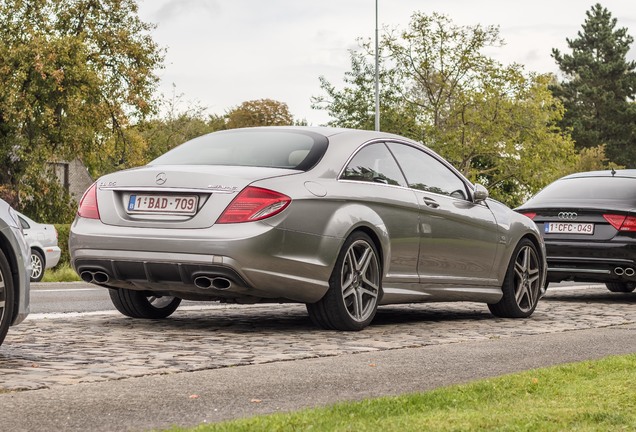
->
xmin=560 ymin=169 xmax=636 ymax=180
xmin=214 ymin=125 xmax=417 ymax=142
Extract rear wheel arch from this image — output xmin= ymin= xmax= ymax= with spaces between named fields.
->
xmin=522 ymin=233 xmax=543 ymax=256
xmin=30 ymin=246 xmax=46 ymax=267
xmin=348 ymin=226 xmax=385 ymax=275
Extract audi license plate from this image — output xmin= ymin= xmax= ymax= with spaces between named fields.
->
xmin=545 ymin=222 xmax=594 ymax=235
xmin=127 ymin=194 xmax=198 ymax=215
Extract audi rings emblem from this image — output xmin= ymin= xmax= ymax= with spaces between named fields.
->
xmin=558 ymin=212 xmax=578 ymax=220
xmin=156 ymin=172 xmax=167 ymax=185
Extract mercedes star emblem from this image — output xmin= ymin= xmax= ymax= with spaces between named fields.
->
xmin=156 ymin=172 xmax=167 ymax=185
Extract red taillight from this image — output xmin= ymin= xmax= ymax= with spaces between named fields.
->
xmin=217 ymin=186 xmax=291 ymax=224
xmin=603 ymin=214 xmax=636 ymax=232
xmin=521 ymin=212 xmax=537 ymax=220
xmin=78 ymin=183 xmax=100 ymax=220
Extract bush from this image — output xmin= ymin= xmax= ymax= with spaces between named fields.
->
xmin=54 ymin=223 xmax=71 ymax=267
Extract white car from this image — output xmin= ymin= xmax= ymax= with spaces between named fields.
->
xmin=17 ymin=212 xmax=61 ymax=282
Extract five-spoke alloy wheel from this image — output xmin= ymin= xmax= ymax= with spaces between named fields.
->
xmin=489 ymin=239 xmax=542 ymax=318
xmin=307 ymin=231 xmax=381 ymax=331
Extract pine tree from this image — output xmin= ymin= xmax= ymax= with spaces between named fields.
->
xmin=552 ymin=3 xmax=636 ymax=167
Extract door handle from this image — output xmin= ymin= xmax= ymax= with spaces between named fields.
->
xmin=423 ymin=197 xmax=439 ymax=208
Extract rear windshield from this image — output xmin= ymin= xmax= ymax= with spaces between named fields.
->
xmin=527 ymin=177 xmax=636 ymax=204
xmin=150 ymin=129 xmax=328 ymax=171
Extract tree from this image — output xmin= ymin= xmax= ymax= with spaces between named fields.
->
xmin=312 ymin=39 xmax=421 ymax=139
xmin=225 ymin=99 xmax=294 ymax=129
xmin=135 ymin=91 xmax=226 ymax=165
xmin=0 ymin=0 xmax=163 ymax=221
xmin=571 ymin=144 xmax=622 ymax=172
xmin=313 ymin=12 xmax=577 ymax=206
xmin=551 ymin=3 xmax=636 ymax=167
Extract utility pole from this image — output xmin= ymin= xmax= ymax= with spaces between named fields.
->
xmin=374 ymin=0 xmax=380 ymax=131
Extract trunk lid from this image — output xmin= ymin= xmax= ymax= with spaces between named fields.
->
xmin=520 ymin=206 xmax=636 ymax=242
xmin=95 ymin=165 xmax=299 ymax=229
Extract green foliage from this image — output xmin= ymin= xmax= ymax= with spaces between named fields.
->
xmin=226 ymin=99 xmax=294 ymax=129
xmin=312 ymin=39 xmax=422 ymax=139
xmin=42 ymin=264 xmax=81 ymax=282
xmin=313 ymin=12 xmax=577 ymax=207
xmin=132 ymin=91 xmax=227 ymax=167
xmin=551 ymin=3 xmax=636 ymax=167
xmin=54 ymin=223 xmax=71 ymax=267
xmin=572 ymin=144 xmax=624 ymax=173
xmin=169 ymin=354 xmax=636 ymax=432
xmin=128 ymin=95 xmax=301 ymax=175
xmin=0 ymin=0 xmax=163 ymax=213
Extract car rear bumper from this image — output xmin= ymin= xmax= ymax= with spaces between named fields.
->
xmin=69 ymin=218 xmax=341 ymax=303
xmin=544 ymin=240 xmax=636 ymax=284
xmin=44 ymin=246 xmax=61 ymax=269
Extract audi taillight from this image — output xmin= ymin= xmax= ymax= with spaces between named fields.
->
xmin=603 ymin=214 xmax=636 ymax=232
xmin=217 ymin=186 xmax=291 ymax=224
xmin=78 ymin=183 xmax=100 ymax=219
xmin=521 ymin=212 xmax=537 ymax=220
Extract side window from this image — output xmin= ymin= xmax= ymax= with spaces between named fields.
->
xmin=341 ymin=142 xmax=407 ymax=187
xmin=18 ymin=216 xmax=29 ymax=230
xmin=388 ymin=142 xmax=468 ymax=199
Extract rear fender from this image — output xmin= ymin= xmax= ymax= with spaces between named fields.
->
xmin=319 ymin=203 xmax=390 ymax=273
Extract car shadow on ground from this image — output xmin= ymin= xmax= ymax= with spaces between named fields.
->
xmin=374 ymin=305 xmax=491 ymax=325
xmin=97 ymin=303 xmax=495 ymax=334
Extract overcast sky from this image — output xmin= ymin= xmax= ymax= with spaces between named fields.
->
xmin=137 ymin=0 xmax=636 ymax=126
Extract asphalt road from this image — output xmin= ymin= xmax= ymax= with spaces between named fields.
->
xmin=29 ymin=282 xmax=113 ymax=313
xmin=26 ymin=281 xmax=589 ymax=314
xmin=28 ymin=282 xmax=215 ymax=314
xmin=1 ymin=283 xmax=634 ymax=431
xmin=2 ymin=326 xmax=634 ymax=431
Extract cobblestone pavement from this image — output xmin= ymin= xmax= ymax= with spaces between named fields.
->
xmin=0 ymin=285 xmax=634 ymax=391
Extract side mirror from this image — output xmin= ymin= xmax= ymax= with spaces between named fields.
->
xmin=473 ymin=183 xmax=489 ymax=203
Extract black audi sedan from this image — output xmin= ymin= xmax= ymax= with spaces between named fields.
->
xmin=516 ymin=169 xmax=636 ymax=293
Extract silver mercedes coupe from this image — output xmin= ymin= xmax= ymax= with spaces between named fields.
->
xmin=69 ymin=127 xmax=547 ymax=330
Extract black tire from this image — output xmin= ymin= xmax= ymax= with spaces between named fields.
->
xmin=489 ymin=239 xmax=542 ymax=318
xmin=109 ymin=288 xmax=181 ymax=319
xmin=30 ymin=249 xmax=45 ymax=283
xmin=605 ymin=282 xmax=636 ymax=293
xmin=0 ymin=248 xmax=15 ymax=347
xmin=307 ymin=231 xmax=381 ymax=331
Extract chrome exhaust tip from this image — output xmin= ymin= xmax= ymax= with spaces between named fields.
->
xmin=80 ymin=270 xmax=110 ymax=284
xmin=80 ymin=271 xmax=94 ymax=283
xmin=194 ymin=275 xmax=233 ymax=290
xmin=211 ymin=277 xmax=232 ymax=290
xmin=93 ymin=271 xmax=110 ymax=284
xmin=194 ymin=276 xmax=213 ymax=289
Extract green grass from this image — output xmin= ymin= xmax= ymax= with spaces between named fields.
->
xmin=167 ymin=354 xmax=636 ymax=431
xmin=42 ymin=264 xmax=81 ymax=282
